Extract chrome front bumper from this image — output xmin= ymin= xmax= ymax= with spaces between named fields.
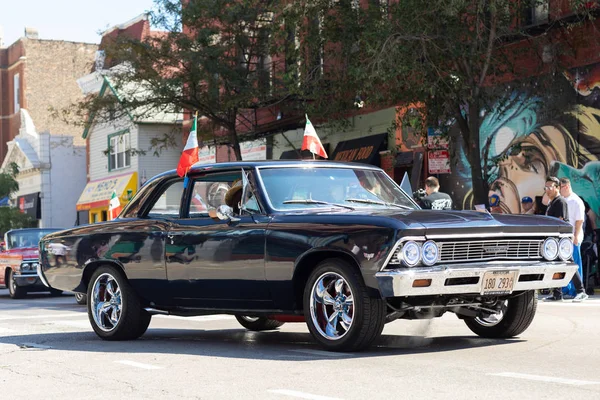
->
xmin=375 ymin=260 xmax=579 ymax=297
xmin=13 ymin=272 xmax=42 ymax=287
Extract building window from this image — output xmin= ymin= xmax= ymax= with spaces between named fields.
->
xmin=523 ymin=0 xmax=548 ymax=27
xmin=108 ymin=131 xmax=131 ymax=171
xmin=14 ymin=74 xmax=20 ymax=112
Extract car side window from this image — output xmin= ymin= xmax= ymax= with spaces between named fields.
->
xmin=146 ymin=180 xmax=185 ymax=219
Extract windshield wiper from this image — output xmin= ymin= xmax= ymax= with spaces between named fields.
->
xmin=345 ymin=198 xmax=413 ymax=210
xmin=282 ymin=199 xmax=355 ymax=210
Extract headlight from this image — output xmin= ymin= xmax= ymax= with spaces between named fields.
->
xmin=541 ymin=238 xmax=559 ymax=260
xmin=558 ymin=238 xmax=573 ymax=261
xmin=400 ymin=241 xmax=421 ymax=267
xmin=21 ymin=263 xmax=31 ymax=271
xmin=421 ymin=241 xmax=439 ymax=266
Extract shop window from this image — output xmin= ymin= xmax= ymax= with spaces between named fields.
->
xmin=101 ymin=210 xmax=108 ymax=221
xmin=108 ymin=131 xmax=131 ymax=171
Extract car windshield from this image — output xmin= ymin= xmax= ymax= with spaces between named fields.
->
xmin=258 ymin=166 xmax=418 ymax=211
xmin=6 ymin=229 xmax=61 ymax=250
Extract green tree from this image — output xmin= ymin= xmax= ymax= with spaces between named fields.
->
xmin=66 ymin=0 xmax=305 ymax=160
xmin=284 ymin=0 xmax=597 ymax=206
xmin=0 ymin=163 xmax=36 ymax=236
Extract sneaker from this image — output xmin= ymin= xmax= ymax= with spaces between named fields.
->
xmin=544 ymin=294 xmax=563 ymax=301
xmin=573 ymin=292 xmax=589 ymax=302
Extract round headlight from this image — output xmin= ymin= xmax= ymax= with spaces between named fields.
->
xmin=22 ymin=263 xmax=31 ymax=271
xmin=401 ymin=241 xmax=421 ymax=267
xmin=541 ymin=238 xmax=559 ymax=260
xmin=421 ymin=241 xmax=439 ymax=266
xmin=558 ymin=238 xmax=573 ymax=261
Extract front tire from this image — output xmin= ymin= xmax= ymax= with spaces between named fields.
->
xmin=235 ymin=315 xmax=284 ymax=331
xmin=464 ymin=290 xmax=538 ymax=338
xmin=87 ymin=266 xmax=151 ymax=340
xmin=303 ymin=259 xmax=385 ymax=352
xmin=8 ymin=270 xmax=26 ymax=299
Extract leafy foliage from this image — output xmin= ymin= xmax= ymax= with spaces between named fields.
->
xmin=0 ymin=163 xmax=36 ymax=236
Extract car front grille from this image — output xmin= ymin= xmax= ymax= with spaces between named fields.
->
xmin=438 ymin=239 xmax=543 ymax=263
xmin=387 ymin=239 xmax=544 ymax=266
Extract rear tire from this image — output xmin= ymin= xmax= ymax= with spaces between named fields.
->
xmin=464 ymin=290 xmax=537 ymax=338
xmin=8 ymin=270 xmax=26 ymax=299
xmin=75 ymin=292 xmax=87 ymax=305
xmin=303 ymin=259 xmax=385 ymax=352
xmin=87 ymin=266 xmax=151 ymax=340
xmin=235 ymin=315 xmax=284 ymax=331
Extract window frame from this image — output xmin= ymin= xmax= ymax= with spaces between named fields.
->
xmin=107 ymin=130 xmax=131 ymax=171
xmin=13 ymin=73 xmax=20 ymax=112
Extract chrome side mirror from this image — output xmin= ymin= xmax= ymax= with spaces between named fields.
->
xmin=215 ymin=205 xmax=241 ymax=222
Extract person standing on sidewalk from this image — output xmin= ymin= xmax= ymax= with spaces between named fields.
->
xmin=418 ymin=177 xmax=453 ymax=210
xmin=559 ymin=177 xmax=589 ymax=302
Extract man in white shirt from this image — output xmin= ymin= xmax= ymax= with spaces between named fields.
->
xmin=559 ymin=177 xmax=588 ymax=302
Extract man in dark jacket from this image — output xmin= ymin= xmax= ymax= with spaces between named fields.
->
xmin=419 ymin=177 xmax=452 ymax=210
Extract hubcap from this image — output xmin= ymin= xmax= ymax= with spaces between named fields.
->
xmin=475 ymin=300 xmax=508 ymax=327
xmin=240 ymin=316 xmax=260 ymax=322
xmin=91 ymin=273 xmax=122 ymax=332
xmin=310 ymin=272 xmax=354 ymax=341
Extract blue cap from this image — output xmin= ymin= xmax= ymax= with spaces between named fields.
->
xmin=489 ymin=194 xmax=501 ymax=207
xmin=521 ymin=196 xmax=533 ymax=203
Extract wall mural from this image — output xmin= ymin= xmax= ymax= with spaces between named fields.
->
xmin=441 ymin=63 xmax=600 ymax=227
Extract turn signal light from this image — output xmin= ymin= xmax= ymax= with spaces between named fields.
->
xmin=412 ymin=279 xmax=432 ymax=288
xmin=552 ymin=272 xmax=565 ymax=280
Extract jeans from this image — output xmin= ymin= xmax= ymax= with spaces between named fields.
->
xmin=555 ymin=244 xmax=585 ymax=298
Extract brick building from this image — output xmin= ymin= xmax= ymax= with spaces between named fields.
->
xmin=0 ymin=29 xmax=98 ymax=162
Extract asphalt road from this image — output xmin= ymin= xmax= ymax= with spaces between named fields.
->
xmin=0 ymin=289 xmax=599 ymax=400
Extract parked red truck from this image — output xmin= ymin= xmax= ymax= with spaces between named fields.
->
xmin=0 ymin=228 xmax=62 ymax=298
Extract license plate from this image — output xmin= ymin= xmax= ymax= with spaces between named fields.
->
xmin=481 ymin=270 xmax=518 ymax=295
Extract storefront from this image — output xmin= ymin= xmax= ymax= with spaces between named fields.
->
xmin=76 ymin=172 xmax=138 ymax=223
xmin=330 ymin=133 xmax=387 ymax=166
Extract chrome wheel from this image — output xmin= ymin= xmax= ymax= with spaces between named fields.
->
xmin=239 ymin=316 xmax=259 ymax=323
xmin=91 ymin=273 xmax=122 ymax=332
xmin=310 ymin=272 xmax=354 ymax=341
xmin=475 ymin=301 xmax=508 ymax=327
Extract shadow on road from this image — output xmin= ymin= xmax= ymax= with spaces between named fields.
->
xmin=0 ymin=324 xmax=524 ymax=361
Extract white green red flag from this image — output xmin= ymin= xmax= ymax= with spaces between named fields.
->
xmin=108 ymin=190 xmax=122 ymax=220
xmin=301 ymin=114 xmax=328 ymax=159
xmin=177 ymin=114 xmax=199 ymax=177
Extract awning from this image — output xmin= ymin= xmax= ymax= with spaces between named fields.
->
xmin=330 ymin=133 xmax=387 ymax=165
xmin=76 ymin=172 xmax=138 ymax=211
xmin=0 ymin=196 xmax=9 ymax=207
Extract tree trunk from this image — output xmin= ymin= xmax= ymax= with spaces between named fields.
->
xmin=229 ymin=127 xmax=242 ymax=161
xmin=466 ymin=100 xmax=489 ymax=209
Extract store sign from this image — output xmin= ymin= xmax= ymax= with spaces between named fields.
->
xmin=17 ymin=192 xmax=41 ymax=219
xmin=428 ymin=150 xmax=451 ymax=174
xmin=427 ymin=128 xmax=449 ymax=149
xmin=241 ymin=139 xmax=267 ymax=160
xmin=197 ymin=146 xmax=216 ymax=164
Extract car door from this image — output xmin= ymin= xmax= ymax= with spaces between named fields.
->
xmin=165 ymin=169 xmax=271 ymax=310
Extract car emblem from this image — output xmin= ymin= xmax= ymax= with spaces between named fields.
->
xmin=483 ymin=246 xmax=509 ymax=253
xmin=363 ymin=253 xmax=375 ymax=260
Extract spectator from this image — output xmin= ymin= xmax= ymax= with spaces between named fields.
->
xmin=521 ymin=196 xmax=535 ymax=214
xmin=559 ymin=177 xmax=589 ymax=302
xmin=419 ymin=177 xmax=452 ymax=210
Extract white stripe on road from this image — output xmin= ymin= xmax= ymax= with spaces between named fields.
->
xmin=288 ymin=349 xmax=354 ymax=358
xmin=0 ymin=327 xmax=14 ymax=333
xmin=539 ymin=301 xmax=600 ymax=307
xmin=115 ymin=360 xmax=163 ymax=370
xmin=0 ymin=313 xmax=84 ymax=321
xmin=51 ymin=320 xmax=91 ymax=329
xmin=269 ymin=389 xmax=343 ymax=400
xmin=488 ymin=372 xmax=600 ymax=386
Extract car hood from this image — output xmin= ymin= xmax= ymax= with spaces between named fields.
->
xmin=2 ymin=247 xmax=39 ymax=259
xmin=372 ymin=209 xmax=574 ymax=236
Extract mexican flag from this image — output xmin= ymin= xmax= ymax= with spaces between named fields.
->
xmin=177 ymin=113 xmax=199 ymax=177
xmin=301 ymin=114 xmax=328 ymax=159
xmin=108 ymin=190 xmax=122 ymax=220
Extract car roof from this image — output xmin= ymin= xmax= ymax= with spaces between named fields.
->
xmin=146 ymin=160 xmax=384 ymax=185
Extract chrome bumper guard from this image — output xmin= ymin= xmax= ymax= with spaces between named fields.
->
xmin=36 ymin=263 xmax=51 ymax=288
xmin=375 ymin=260 xmax=579 ymax=297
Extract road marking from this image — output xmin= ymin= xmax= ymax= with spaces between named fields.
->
xmin=115 ymin=360 xmax=163 ymax=370
xmin=288 ymin=349 xmax=354 ymax=358
xmin=268 ymin=389 xmax=343 ymax=400
xmin=539 ymin=301 xmax=600 ymax=307
xmin=52 ymin=320 xmax=91 ymax=329
xmin=155 ymin=315 xmax=234 ymax=322
xmin=0 ymin=313 xmax=84 ymax=321
xmin=488 ymin=372 xmax=600 ymax=386
xmin=0 ymin=327 xmax=14 ymax=333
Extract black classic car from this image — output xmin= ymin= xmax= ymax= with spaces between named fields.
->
xmin=38 ymin=161 xmax=577 ymax=351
